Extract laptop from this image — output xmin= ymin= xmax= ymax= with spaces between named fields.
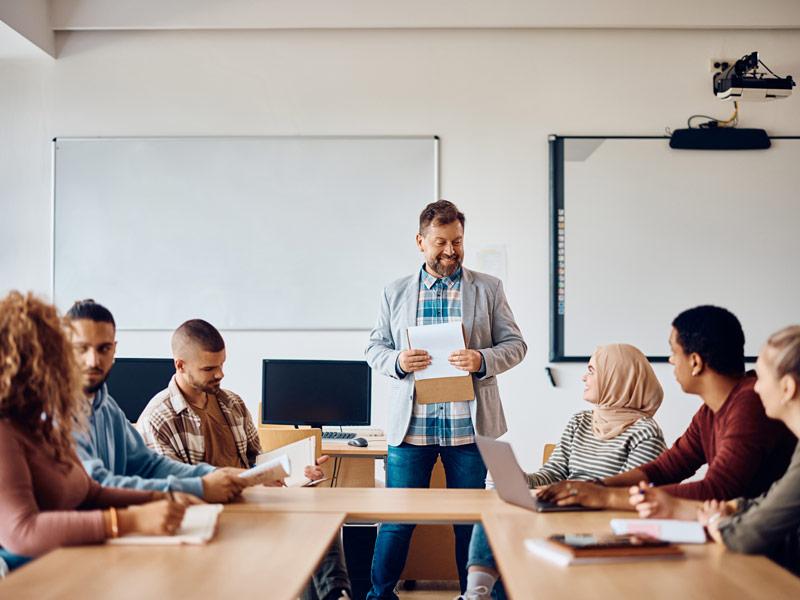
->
xmin=475 ymin=435 xmax=598 ymax=513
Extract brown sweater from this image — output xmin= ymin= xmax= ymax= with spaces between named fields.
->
xmin=0 ymin=419 xmax=153 ymax=557
xmin=640 ymin=374 xmax=796 ymax=500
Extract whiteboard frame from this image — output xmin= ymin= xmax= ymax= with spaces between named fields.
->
xmin=548 ymin=133 xmax=800 ymax=363
xmin=51 ymin=135 xmax=440 ymax=331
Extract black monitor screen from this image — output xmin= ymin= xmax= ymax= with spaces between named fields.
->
xmin=261 ymin=359 xmax=371 ymax=426
xmin=106 ymin=358 xmax=175 ymax=422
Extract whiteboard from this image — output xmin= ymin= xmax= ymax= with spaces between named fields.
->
xmin=550 ymin=135 xmax=800 ymax=360
xmin=53 ymin=137 xmax=438 ymax=330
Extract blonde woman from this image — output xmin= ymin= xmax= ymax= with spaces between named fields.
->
xmin=462 ymin=344 xmax=666 ymax=600
xmin=0 ymin=292 xmax=185 ymax=571
xmin=696 ymin=326 xmax=800 ymax=576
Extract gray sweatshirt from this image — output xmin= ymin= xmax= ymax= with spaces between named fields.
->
xmin=718 ymin=440 xmax=800 ymax=576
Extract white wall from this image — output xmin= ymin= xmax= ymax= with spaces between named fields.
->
xmin=2 ymin=28 xmax=799 ymax=471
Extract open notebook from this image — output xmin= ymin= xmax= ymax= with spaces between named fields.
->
xmin=256 ymin=436 xmax=327 ymax=487
xmin=107 ymin=504 xmax=224 ymax=546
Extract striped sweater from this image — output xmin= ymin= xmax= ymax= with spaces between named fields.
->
xmin=525 ymin=410 xmax=667 ymax=487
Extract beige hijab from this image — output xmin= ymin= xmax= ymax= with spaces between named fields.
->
xmin=589 ymin=344 xmax=663 ymax=440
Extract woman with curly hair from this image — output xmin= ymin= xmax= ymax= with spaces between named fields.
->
xmin=0 ymin=291 xmax=186 ymax=572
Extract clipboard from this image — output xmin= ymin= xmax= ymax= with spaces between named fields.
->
xmin=406 ymin=322 xmax=475 ymax=404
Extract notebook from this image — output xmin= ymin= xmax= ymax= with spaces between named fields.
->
xmin=610 ymin=518 xmax=707 ymax=544
xmin=256 ymin=436 xmax=327 ymax=487
xmin=108 ymin=504 xmax=224 ymax=546
xmin=525 ymin=533 xmax=685 ymax=566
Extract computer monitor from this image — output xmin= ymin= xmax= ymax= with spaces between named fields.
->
xmin=261 ymin=359 xmax=371 ymax=427
xmin=105 ymin=358 xmax=175 ymax=422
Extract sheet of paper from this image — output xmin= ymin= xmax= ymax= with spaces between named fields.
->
xmin=240 ymin=454 xmax=290 ymax=485
xmin=406 ymin=321 xmax=469 ymax=381
xmin=256 ymin=436 xmax=315 ymax=487
xmin=609 ymin=518 xmax=706 ymax=544
xmin=108 ymin=504 xmax=223 ymax=546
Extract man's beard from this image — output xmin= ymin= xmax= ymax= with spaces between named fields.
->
xmin=83 ymin=372 xmax=110 ymax=396
xmin=188 ymin=374 xmax=221 ymax=395
xmin=428 ymin=254 xmax=462 ymax=278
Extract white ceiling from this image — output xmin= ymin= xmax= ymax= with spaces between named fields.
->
xmin=0 ymin=20 xmax=49 ymax=58
xmin=2 ymin=0 xmax=800 ymax=59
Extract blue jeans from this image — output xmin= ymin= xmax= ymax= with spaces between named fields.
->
xmin=467 ymin=524 xmax=507 ymax=600
xmin=367 ymin=443 xmax=487 ymax=600
xmin=0 ymin=548 xmax=32 ymax=574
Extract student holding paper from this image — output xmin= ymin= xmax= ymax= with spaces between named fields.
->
xmin=462 ymin=343 xmax=667 ymax=599
xmin=365 ymin=200 xmax=527 ymax=599
xmin=0 ymin=293 xmax=185 ymax=572
xmin=138 ymin=319 xmax=352 ymax=600
xmin=67 ymin=300 xmax=247 ymax=504
xmin=539 ymin=306 xmax=795 ymax=511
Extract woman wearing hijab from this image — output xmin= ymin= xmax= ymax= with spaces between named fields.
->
xmin=460 ymin=344 xmax=667 ymax=600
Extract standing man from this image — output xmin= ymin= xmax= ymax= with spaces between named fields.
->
xmin=365 ymin=200 xmax=527 ymax=599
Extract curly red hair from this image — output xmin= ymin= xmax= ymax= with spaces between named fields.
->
xmin=0 ymin=291 xmax=85 ymax=466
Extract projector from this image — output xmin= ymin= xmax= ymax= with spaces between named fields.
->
xmin=713 ymin=52 xmax=795 ymax=101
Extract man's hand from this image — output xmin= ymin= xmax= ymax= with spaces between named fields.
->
xmin=628 ymin=482 xmax=699 ymax=520
xmin=304 ymin=455 xmax=329 ymax=481
xmin=201 ymin=468 xmax=247 ymax=503
xmin=697 ymin=499 xmax=734 ymax=544
xmin=399 ymin=349 xmax=431 ymax=373
xmin=536 ymin=480 xmax=611 ymax=508
xmin=448 ymin=349 xmax=483 ymax=373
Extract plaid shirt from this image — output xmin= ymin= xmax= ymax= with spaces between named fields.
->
xmin=137 ymin=376 xmax=261 ymax=467
xmin=403 ymin=266 xmax=476 ymax=447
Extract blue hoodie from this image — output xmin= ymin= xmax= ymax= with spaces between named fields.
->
xmin=75 ymin=384 xmax=214 ymax=498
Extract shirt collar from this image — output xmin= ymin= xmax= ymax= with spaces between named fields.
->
xmin=420 ymin=264 xmax=462 ymax=289
xmin=169 ymin=375 xmax=229 ymax=415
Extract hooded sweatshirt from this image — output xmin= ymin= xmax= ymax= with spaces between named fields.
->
xmin=74 ymin=384 xmax=214 ymax=498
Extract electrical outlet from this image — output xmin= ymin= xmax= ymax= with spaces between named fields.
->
xmin=709 ymin=58 xmax=736 ymax=74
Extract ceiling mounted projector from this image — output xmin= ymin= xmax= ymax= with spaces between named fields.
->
xmin=713 ymin=52 xmax=795 ymax=101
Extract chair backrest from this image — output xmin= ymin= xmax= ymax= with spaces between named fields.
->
xmin=542 ymin=443 xmax=556 ymax=465
xmin=257 ymin=426 xmax=322 ymax=460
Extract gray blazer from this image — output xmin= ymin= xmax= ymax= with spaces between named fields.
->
xmin=366 ymin=267 xmax=527 ymax=446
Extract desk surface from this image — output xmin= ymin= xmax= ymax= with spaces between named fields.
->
xmin=482 ymin=511 xmax=800 ymax=600
xmin=321 ymin=439 xmax=388 ymax=457
xmin=234 ymin=487 xmax=528 ymax=523
xmin=1 ymin=511 xmax=346 ymax=600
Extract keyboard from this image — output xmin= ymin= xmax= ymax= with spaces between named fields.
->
xmin=321 ymin=431 xmax=357 ymax=440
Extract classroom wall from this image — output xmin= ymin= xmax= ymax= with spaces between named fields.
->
xmin=2 ymin=28 xmax=799 ymax=472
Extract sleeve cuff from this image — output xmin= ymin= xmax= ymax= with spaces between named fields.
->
xmin=395 ymin=355 xmax=407 ymax=379
xmin=166 ymin=475 xmax=206 ymax=499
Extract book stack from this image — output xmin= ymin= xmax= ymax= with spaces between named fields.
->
xmin=525 ymin=533 xmax=685 ymax=566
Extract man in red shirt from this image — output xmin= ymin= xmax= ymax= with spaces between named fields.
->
xmin=538 ymin=305 xmax=796 ymax=511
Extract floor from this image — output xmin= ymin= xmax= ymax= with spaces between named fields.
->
xmin=398 ymin=581 xmax=461 ymax=599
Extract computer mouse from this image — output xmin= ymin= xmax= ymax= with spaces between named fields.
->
xmin=348 ymin=437 xmax=368 ymax=447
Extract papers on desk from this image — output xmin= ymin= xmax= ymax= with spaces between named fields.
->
xmin=108 ymin=504 xmax=224 ymax=546
xmin=610 ymin=518 xmax=707 ymax=544
xmin=256 ymin=436 xmax=320 ymax=487
xmin=406 ymin=321 xmax=469 ymax=380
xmin=240 ymin=454 xmax=290 ymax=485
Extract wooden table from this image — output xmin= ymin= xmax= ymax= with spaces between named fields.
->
xmin=482 ymin=511 xmax=800 ymax=600
xmin=1 ymin=511 xmax=346 ymax=600
xmin=233 ymin=486 xmax=526 ymax=523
